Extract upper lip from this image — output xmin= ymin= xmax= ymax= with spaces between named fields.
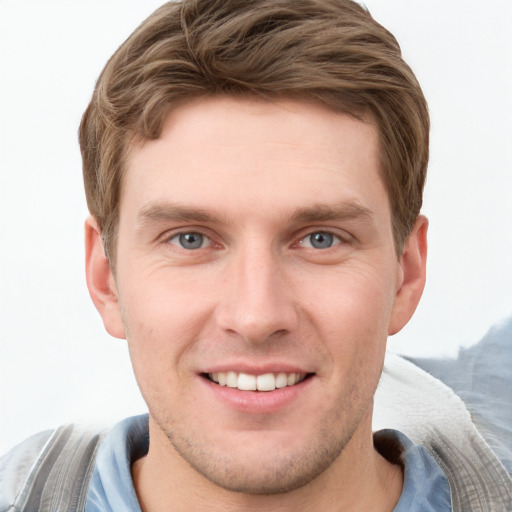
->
xmin=200 ymin=362 xmax=313 ymax=375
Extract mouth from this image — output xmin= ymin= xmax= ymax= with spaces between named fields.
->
xmin=202 ymin=371 xmax=312 ymax=392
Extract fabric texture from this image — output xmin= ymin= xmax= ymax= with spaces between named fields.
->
xmin=374 ymin=353 xmax=512 ymax=511
xmin=85 ymin=416 xmax=148 ymax=512
xmin=375 ymin=430 xmax=451 ymax=512
xmin=0 ymin=426 xmax=104 ymax=512
xmin=0 ymin=430 xmax=54 ymax=511
xmin=409 ymin=316 xmax=512 ymax=475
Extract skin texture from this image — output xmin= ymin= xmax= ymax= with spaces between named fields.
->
xmin=86 ymin=97 xmax=427 ymax=511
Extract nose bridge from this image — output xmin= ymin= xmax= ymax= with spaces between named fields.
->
xmin=216 ymin=237 xmax=297 ymax=342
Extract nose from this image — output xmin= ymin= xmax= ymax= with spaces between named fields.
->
xmin=215 ymin=241 xmax=299 ymax=344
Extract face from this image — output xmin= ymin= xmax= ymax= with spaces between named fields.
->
xmin=87 ymin=96 xmax=426 ymax=495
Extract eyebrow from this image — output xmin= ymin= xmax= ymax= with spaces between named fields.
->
xmin=136 ymin=203 xmax=222 ymax=229
xmin=135 ymin=200 xmax=375 ymax=230
xmin=289 ymin=203 xmax=375 ymax=226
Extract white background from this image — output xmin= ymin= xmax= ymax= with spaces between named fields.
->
xmin=1 ymin=1 xmax=511 ymax=454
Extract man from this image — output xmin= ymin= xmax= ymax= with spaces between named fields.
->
xmin=1 ymin=1 xmax=510 ymax=511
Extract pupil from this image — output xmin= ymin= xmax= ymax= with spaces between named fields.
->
xmin=180 ymin=233 xmax=203 ymax=249
xmin=311 ymin=232 xmax=333 ymax=249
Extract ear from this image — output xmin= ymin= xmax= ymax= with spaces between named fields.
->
xmin=388 ymin=215 xmax=428 ymax=336
xmin=85 ymin=216 xmax=126 ymax=339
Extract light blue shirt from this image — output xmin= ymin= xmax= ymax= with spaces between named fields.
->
xmin=85 ymin=416 xmax=147 ymax=512
xmin=84 ymin=415 xmax=451 ymax=512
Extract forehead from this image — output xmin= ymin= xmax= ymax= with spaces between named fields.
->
xmin=122 ymin=96 xmax=389 ymax=226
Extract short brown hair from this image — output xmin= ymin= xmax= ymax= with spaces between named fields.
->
xmin=79 ymin=0 xmax=429 ymax=263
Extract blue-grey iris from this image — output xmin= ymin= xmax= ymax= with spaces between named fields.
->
xmin=179 ymin=233 xmax=204 ymax=249
xmin=309 ymin=232 xmax=334 ymax=249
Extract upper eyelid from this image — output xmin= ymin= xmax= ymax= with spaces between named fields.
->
xmin=157 ymin=226 xmax=351 ymax=246
xmin=167 ymin=231 xmax=212 ymax=250
xmin=298 ymin=231 xmax=344 ymax=248
xmin=294 ymin=226 xmax=351 ymax=243
xmin=167 ymin=231 xmax=210 ymax=240
xmin=160 ymin=226 xmax=215 ymax=241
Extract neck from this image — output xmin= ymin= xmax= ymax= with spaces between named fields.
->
xmin=132 ymin=414 xmax=403 ymax=512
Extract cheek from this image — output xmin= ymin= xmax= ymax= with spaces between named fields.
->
xmin=299 ymin=260 xmax=397 ymax=331
xmin=297 ymin=261 xmax=396 ymax=381
xmin=119 ymin=272 xmax=215 ymax=387
xmin=121 ymin=266 xmax=216 ymax=337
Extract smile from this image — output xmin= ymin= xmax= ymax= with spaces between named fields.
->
xmin=207 ymin=371 xmax=308 ymax=392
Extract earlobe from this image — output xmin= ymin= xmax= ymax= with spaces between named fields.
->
xmin=388 ymin=215 xmax=428 ymax=336
xmin=85 ymin=216 xmax=126 ymax=339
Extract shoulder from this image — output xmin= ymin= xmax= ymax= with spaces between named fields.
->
xmin=409 ymin=315 xmax=512 ymax=474
xmin=375 ymin=320 xmax=512 ymax=510
xmin=0 ymin=424 xmax=105 ymax=512
xmin=0 ymin=429 xmax=55 ymax=511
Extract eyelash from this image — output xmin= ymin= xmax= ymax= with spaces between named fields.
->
xmin=298 ymin=231 xmax=344 ymax=250
xmin=166 ymin=231 xmax=213 ymax=250
xmin=164 ymin=228 xmax=348 ymax=252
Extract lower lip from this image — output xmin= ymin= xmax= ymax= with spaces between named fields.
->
xmin=200 ymin=375 xmax=313 ymax=414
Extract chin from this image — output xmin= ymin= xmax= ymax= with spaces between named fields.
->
xmin=162 ymin=422 xmax=354 ymax=495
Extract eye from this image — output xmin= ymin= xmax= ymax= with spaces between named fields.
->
xmin=300 ymin=231 xmax=341 ymax=249
xmin=168 ymin=232 xmax=210 ymax=250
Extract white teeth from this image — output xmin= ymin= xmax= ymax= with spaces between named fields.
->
xmin=237 ymin=373 xmax=257 ymax=390
xmin=275 ymin=373 xmax=288 ymax=389
xmin=257 ymin=373 xmax=275 ymax=391
xmin=208 ymin=371 xmax=306 ymax=391
xmin=226 ymin=371 xmax=238 ymax=388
